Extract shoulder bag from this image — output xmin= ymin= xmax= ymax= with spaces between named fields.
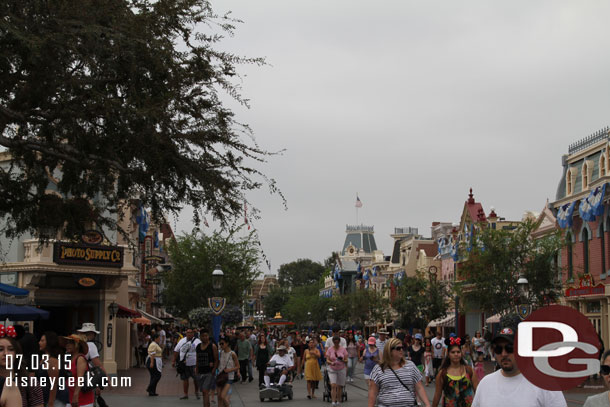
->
xmin=216 ymin=351 xmax=233 ymax=388
xmin=389 ymin=366 xmax=416 ymax=403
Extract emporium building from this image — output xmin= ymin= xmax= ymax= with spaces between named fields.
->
xmin=551 ymin=126 xmax=610 ymax=345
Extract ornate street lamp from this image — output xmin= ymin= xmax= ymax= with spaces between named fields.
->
xmin=108 ymin=302 xmax=119 ymax=320
xmin=212 ymin=264 xmax=224 ymax=291
xmin=516 ymin=274 xmax=531 ymax=320
xmin=209 ymin=265 xmax=226 ymax=343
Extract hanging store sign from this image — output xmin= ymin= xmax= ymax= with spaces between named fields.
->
xmin=81 ymin=230 xmax=103 ymax=245
xmin=565 ymin=274 xmax=605 ymax=297
xmin=77 ymin=277 xmax=98 ymax=287
xmin=53 ymin=242 xmax=124 ymax=268
xmin=145 ymin=256 xmax=164 ymax=264
xmin=144 ymin=236 xmax=153 ymax=257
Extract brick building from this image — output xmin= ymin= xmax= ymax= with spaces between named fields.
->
xmin=551 ymin=127 xmax=610 ymax=341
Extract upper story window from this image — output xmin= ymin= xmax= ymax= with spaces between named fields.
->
xmin=601 ymin=154 xmax=607 ymax=177
xmin=566 ymin=169 xmax=573 ymax=195
xmin=583 ymin=162 xmax=589 ymax=189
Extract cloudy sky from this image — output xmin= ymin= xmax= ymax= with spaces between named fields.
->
xmin=177 ymin=1 xmax=610 ymax=273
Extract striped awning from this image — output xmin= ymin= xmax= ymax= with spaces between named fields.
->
xmin=427 ymin=314 xmax=455 ymax=328
xmin=137 ymin=309 xmax=163 ymax=325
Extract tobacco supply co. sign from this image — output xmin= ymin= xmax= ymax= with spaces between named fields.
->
xmin=53 ymin=242 xmax=124 ymax=268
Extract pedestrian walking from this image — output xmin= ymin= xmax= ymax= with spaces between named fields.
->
xmin=63 ymin=334 xmax=94 ymax=407
xmin=326 ymin=334 xmax=348 ymax=406
xmin=423 ymin=343 xmax=433 ymax=386
xmin=431 ymin=336 xmax=478 ymax=407
xmin=302 ymin=339 xmax=322 ymax=399
xmin=37 ymin=331 xmax=69 ymax=407
xmin=217 ymin=338 xmax=239 ymax=407
xmin=77 ymin=323 xmax=108 ymax=407
xmin=472 ymin=327 xmax=566 ymax=407
xmin=255 ymin=334 xmax=273 ymax=387
xmin=359 ymin=337 xmax=379 ymax=388
xmin=173 ymin=328 xmax=202 ymax=400
xmin=431 ymin=331 xmax=446 ymax=378
xmin=0 ymin=330 xmax=25 ymax=407
xmin=368 ymin=338 xmax=430 ymax=407
xmin=196 ymin=332 xmax=218 ymax=407
xmin=346 ymin=333 xmax=358 ymax=383
xmin=146 ymin=333 xmax=163 ymax=396
xmin=235 ymin=332 xmax=253 ymax=383
xmin=407 ymin=333 xmax=425 ymax=374
xmin=376 ymin=331 xmax=388 ymax=359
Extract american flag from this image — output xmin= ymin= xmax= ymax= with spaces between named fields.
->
xmin=355 ymin=196 xmax=363 ymax=208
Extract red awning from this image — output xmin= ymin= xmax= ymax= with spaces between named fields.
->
xmin=117 ymin=305 xmax=141 ymax=318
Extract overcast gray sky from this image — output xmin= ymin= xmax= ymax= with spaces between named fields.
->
xmin=176 ymin=1 xmax=610 ymax=273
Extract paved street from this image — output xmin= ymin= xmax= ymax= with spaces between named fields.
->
xmin=101 ymin=362 xmax=602 ymax=406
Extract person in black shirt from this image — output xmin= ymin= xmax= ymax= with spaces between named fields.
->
xmin=196 ymin=332 xmax=218 ymax=407
xmin=408 ymin=333 xmax=425 ymax=374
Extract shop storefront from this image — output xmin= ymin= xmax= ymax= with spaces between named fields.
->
xmin=563 ymin=275 xmax=608 ymax=347
xmin=1 ymin=234 xmax=139 ymax=373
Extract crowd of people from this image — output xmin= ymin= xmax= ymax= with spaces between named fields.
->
xmin=142 ymin=323 xmax=585 ymax=407
xmin=0 ymin=322 xmax=108 ymax=407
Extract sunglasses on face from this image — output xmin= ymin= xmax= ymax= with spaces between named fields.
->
xmin=393 ymin=346 xmax=404 ymax=351
xmin=601 ymin=365 xmax=610 ymax=376
xmin=493 ymin=344 xmax=514 ymax=354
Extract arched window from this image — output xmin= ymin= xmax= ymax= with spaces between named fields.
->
xmin=601 ymin=154 xmax=607 ymax=177
xmin=567 ymin=169 xmax=573 ymax=195
xmin=583 ymin=162 xmax=589 ymax=189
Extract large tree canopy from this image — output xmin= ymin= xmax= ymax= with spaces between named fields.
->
xmin=456 ymin=218 xmax=564 ymax=317
xmin=0 ymin=0 xmax=280 ymax=240
xmin=393 ymin=269 xmax=451 ymax=330
xmin=163 ymin=229 xmax=261 ymax=317
xmin=277 ymin=258 xmax=326 ymax=288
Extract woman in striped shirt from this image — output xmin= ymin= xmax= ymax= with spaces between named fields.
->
xmin=368 ymin=338 xmax=430 ymax=407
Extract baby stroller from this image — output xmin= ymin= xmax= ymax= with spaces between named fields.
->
xmin=322 ymin=366 xmax=347 ymax=403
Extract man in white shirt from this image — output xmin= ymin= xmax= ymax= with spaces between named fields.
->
xmin=77 ymin=323 xmax=108 ymax=407
xmin=430 ymin=330 xmax=446 ymax=377
xmin=376 ymin=331 xmax=389 ymax=358
xmin=172 ymin=328 xmax=202 ymax=400
xmin=264 ymin=345 xmax=294 ymax=388
xmin=325 ymin=333 xmax=346 ymax=350
xmin=472 ymin=327 xmax=567 ymax=407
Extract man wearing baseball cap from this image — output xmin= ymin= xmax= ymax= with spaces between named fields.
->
xmin=77 ymin=322 xmax=108 ymax=407
xmin=472 ymin=326 xmax=567 ymax=407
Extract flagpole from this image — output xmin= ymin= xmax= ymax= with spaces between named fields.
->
xmin=356 ymin=192 xmax=359 ymax=225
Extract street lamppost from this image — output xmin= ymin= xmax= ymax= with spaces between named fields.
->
xmin=516 ymin=274 xmax=531 ymax=320
xmin=208 ymin=265 xmax=226 ymax=344
xmin=327 ymin=307 xmax=334 ymax=332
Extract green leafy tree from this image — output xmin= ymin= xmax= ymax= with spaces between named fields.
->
xmin=0 ymin=0 xmax=282 ymax=241
xmin=278 ymin=259 xmax=326 ymax=288
xmin=163 ymin=229 xmax=261 ymax=317
xmin=456 ymin=218 xmax=564 ymax=317
xmin=281 ymin=285 xmax=326 ymax=326
xmin=262 ymin=287 xmax=289 ymax=318
xmin=393 ymin=269 xmax=450 ymax=330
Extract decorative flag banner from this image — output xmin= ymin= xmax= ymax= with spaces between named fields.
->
xmin=136 ymin=205 xmax=150 ymax=242
xmin=557 ymin=201 xmax=576 ymax=228
xmin=589 ymin=184 xmax=607 ymax=217
xmin=579 ymin=194 xmax=596 ymax=222
xmin=355 ymin=196 xmax=363 ymax=208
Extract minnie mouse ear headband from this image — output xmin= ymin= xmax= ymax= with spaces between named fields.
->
xmin=444 ymin=336 xmax=464 ymax=347
xmin=0 ymin=325 xmax=16 ymax=338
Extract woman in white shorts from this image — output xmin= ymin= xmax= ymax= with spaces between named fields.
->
xmin=325 ymin=336 xmax=348 ymax=406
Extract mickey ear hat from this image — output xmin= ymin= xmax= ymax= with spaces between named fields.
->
xmin=444 ymin=336 xmax=465 ymax=347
